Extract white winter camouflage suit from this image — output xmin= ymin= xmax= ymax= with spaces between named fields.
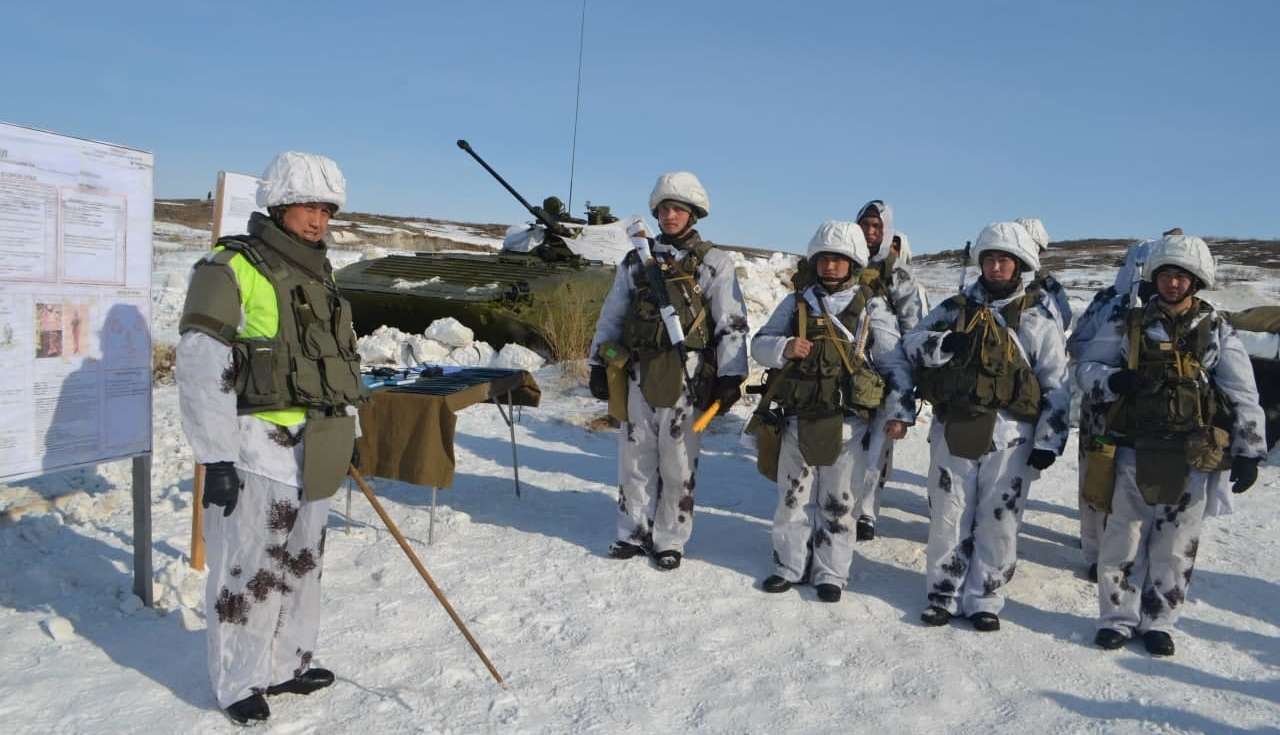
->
xmin=1077 ymin=299 xmax=1265 ymax=637
xmin=752 ymin=286 xmax=915 ymax=586
xmin=177 ymin=259 xmax=356 ymax=708
xmin=1067 ymin=241 xmax=1153 ymax=567
xmin=897 ymin=279 xmax=1071 ymax=616
xmin=588 ymin=232 xmax=749 ymax=555
xmin=857 ymin=226 xmax=927 ymax=526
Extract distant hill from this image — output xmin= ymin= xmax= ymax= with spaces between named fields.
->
xmin=915 ymin=237 xmax=1280 ymax=272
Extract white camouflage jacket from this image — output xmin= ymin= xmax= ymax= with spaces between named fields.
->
xmin=587 ymin=231 xmax=750 ymax=377
xmin=1075 ymin=299 xmax=1267 ymax=461
xmin=750 ymin=284 xmax=917 ymax=426
xmin=898 ymin=279 xmax=1072 ymax=455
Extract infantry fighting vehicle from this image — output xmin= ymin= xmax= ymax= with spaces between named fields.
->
xmin=335 ymin=140 xmax=619 ymax=354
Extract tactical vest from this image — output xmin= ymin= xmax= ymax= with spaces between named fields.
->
xmin=916 ymin=286 xmax=1043 ymax=422
xmin=774 ymin=285 xmax=886 ymax=421
xmin=1113 ymin=301 xmax=1221 ymax=438
xmin=191 ymin=232 xmax=367 ymax=416
xmin=621 ymin=240 xmax=713 ymax=358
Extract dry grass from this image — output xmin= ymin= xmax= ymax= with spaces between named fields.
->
xmin=153 ymin=342 xmax=177 ymax=384
xmin=538 ymin=285 xmax=596 ymax=379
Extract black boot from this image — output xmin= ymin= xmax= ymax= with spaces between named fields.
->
xmin=855 ymin=516 xmax=875 ymax=542
xmin=1087 ymin=563 xmax=1098 ymax=583
xmin=1095 ymin=628 xmax=1128 ymax=650
xmin=1142 ymin=630 xmax=1175 ymax=656
xmin=815 ymin=584 xmax=842 ymax=603
xmin=652 ymin=550 xmax=682 ymax=571
xmin=267 ymin=668 xmax=335 ymax=696
xmin=607 ymin=541 xmax=647 ymax=559
xmin=761 ymin=574 xmax=793 ymax=593
xmin=225 ymin=693 xmax=270 ymax=725
xmin=920 ymin=605 xmax=951 ymax=626
xmin=969 ymin=612 xmax=1000 ymax=632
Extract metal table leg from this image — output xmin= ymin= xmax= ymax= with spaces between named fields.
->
xmin=493 ymin=390 xmax=522 ymax=498
xmin=429 ymin=486 xmax=438 ymax=545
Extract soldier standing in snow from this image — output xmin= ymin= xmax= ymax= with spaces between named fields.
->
xmin=751 ymin=221 xmax=914 ymax=601
xmin=177 ymin=152 xmax=365 ymax=724
xmin=587 ymin=172 xmax=749 ymax=571
xmin=1067 ymin=233 xmax=1164 ymax=582
xmin=1077 ymin=234 xmax=1264 ymax=656
xmin=850 ymin=200 xmax=926 ymax=541
xmin=1014 ymin=217 xmax=1073 ymax=333
xmin=897 ymin=222 xmax=1071 ymax=632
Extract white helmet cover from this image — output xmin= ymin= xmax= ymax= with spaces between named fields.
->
xmin=893 ymin=231 xmax=912 ymax=265
xmin=649 ymin=171 xmax=710 ymax=218
xmin=1014 ymin=217 xmax=1050 ymax=252
xmin=806 ymin=220 xmax=869 ymax=268
xmin=257 ymin=151 xmax=347 ymax=211
xmin=973 ymin=221 xmax=1041 ymax=273
xmin=1142 ymin=234 xmax=1215 ymax=289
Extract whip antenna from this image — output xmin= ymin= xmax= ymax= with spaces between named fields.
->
xmin=567 ymin=0 xmax=587 ymax=214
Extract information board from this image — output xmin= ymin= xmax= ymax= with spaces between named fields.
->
xmin=211 ymin=170 xmax=264 ymax=243
xmin=0 ymin=123 xmax=154 ymax=483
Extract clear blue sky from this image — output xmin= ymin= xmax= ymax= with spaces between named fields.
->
xmin=4 ymin=1 xmax=1277 ymax=253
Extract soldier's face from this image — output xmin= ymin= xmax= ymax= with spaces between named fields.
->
xmin=815 ymin=253 xmax=852 ymax=284
xmin=281 ymin=203 xmax=334 ymax=242
xmin=657 ymin=202 xmax=692 ymax=236
xmin=980 ymin=251 xmax=1019 ymax=286
xmin=1155 ymin=267 xmax=1195 ymax=304
xmin=859 ymin=215 xmax=883 ymax=249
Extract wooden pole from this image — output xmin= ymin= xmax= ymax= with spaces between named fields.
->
xmin=348 ymin=466 xmax=506 ymax=688
xmin=190 ymin=463 xmax=206 ymax=570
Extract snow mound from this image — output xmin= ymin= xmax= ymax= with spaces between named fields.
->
xmin=40 ymin=617 xmax=75 ymax=642
xmin=492 ymin=343 xmax=545 ymax=371
xmin=423 ymin=317 xmax=474 ymax=348
xmin=448 ymin=341 xmax=495 ymax=367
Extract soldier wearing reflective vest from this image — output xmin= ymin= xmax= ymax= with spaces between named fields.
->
xmin=751 ymin=221 xmax=914 ymax=602
xmin=851 ymin=200 xmax=927 ymax=541
xmin=587 ymin=172 xmax=749 ymax=571
xmin=176 ymin=152 xmax=366 ymax=725
xmin=896 ymin=222 xmax=1071 ymax=632
xmin=1077 ymin=234 xmax=1264 ymax=657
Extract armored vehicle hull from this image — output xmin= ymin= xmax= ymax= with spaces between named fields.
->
xmin=336 ymin=250 xmax=614 ymax=353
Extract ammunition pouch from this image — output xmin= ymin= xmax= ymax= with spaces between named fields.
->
xmin=746 ymin=409 xmax=785 ymax=482
xmin=1081 ymin=435 xmax=1117 ymax=513
xmin=1185 ymin=426 xmax=1231 ymax=472
xmin=598 ymin=342 xmax=631 ymax=423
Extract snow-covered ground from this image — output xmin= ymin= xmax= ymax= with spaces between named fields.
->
xmin=1 ymin=226 xmax=1278 ymax=734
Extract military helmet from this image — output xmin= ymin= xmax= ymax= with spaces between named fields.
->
xmin=649 ymin=171 xmax=710 ymax=219
xmin=1142 ymin=233 xmax=1215 ymax=290
xmin=257 ymin=151 xmax=347 ymax=211
xmin=1014 ymin=217 xmax=1050 ymax=252
xmin=806 ymin=220 xmax=869 ymax=268
xmin=973 ymin=221 xmax=1041 ymax=272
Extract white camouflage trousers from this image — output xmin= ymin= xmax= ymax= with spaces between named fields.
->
xmin=615 ymin=374 xmax=702 ymax=554
xmin=924 ymin=425 xmax=1036 ymax=616
xmin=1077 ymin=442 xmax=1106 ymax=567
xmin=204 ymin=470 xmax=330 ymax=707
xmin=772 ymin=418 xmax=870 ymax=587
xmin=1097 ymin=448 xmax=1207 ymax=636
xmin=853 ymin=440 xmax=894 ymax=524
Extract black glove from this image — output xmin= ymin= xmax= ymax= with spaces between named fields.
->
xmin=1107 ymin=369 xmax=1140 ymax=396
xmin=941 ymin=331 xmax=971 ymax=355
xmin=1027 ymin=448 xmax=1057 ymax=471
xmin=202 ymin=461 xmax=242 ymax=517
xmin=589 ymin=365 xmax=610 ymax=401
xmin=351 ymin=442 xmax=361 ymax=471
xmin=710 ymin=375 xmax=745 ymax=412
xmin=1230 ymin=456 xmax=1260 ymax=494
